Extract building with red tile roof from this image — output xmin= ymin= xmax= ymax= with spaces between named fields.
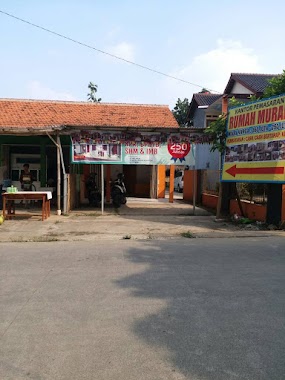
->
xmin=0 ymin=98 xmax=179 ymax=210
xmin=0 ymin=98 xmax=178 ymax=134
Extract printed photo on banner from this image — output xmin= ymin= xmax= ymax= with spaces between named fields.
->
xmin=225 ymin=140 xmax=285 ymax=163
xmin=71 ymin=131 xmax=198 ymax=166
xmin=222 ymin=94 xmax=285 ymax=183
xmin=73 ymin=141 xmax=122 ymax=162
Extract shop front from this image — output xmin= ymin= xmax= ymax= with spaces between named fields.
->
xmin=0 ymin=98 xmax=183 ymax=215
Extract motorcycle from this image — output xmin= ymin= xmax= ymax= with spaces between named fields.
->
xmin=111 ymin=173 xmax=127 ymax=208
xmin=85 ymin=173 xmax=101 ymax=207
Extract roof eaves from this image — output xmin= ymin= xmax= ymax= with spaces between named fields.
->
xmin=187 ymin=98 xmax=198 ymax=121
xmin=0 ymin=124 xmax=64 ymax=135
xmin=64 ymin=124 xmax=179 ymax=130
xmin=224 ymin=73 xmax=255 ymax=94
xmin=231 ymin=74 xmax=256 ymax=93
xmin=224 ymin=73 xmax=278 ymax=95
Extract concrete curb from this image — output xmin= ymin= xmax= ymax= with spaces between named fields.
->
xmin=1 ymin=203 xmax=284 ymax=243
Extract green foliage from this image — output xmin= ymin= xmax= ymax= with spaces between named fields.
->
xmin=263 ymin=70 xmax=285 ymax=98
xmin=199 ymin=88 xmax=210 ymax=93
xmin=237 ymin=183 xmax=267 ymax=203
xmin=205 ymin=71 xmax=285 ymax=153
xmin=228 ymin=97 xmax=244 ymax=108
xmin=87 ymin=82 xmax=102 ymax=103
xmin=172 ymin=98 xmax=190 ymax=127
xmin=205 ymin=114 xmax=227 ymax=153
xmin=181 ymin=231 xmax=195 ymax=238
xmin=205 ymin=97 xmax=245 ymax=153
xmin=248 ymin=94 xmax=259 ymax=102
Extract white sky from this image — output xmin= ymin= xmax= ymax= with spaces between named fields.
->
xmin=1 ymin=0 xmax=284 ymax=108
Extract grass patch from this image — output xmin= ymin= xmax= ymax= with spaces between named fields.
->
xmin=68 ymin=231 xmax=98 ymax=236
xmin=10 ymin=236 xmax=60 ymax=243
xmin=181 ymin=231 xmax=195 ymax=238
xmin=72 ymin=212 xmax=100 ymax=217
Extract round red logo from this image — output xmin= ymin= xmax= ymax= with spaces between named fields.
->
xmin=167 ymin=142 xmax=191 ymax=160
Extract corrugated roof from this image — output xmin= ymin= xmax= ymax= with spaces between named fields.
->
xmin=224 ymin=73 xmax=277 ymax=94
xmin=0 ymin=99 xmax=179 ymax=131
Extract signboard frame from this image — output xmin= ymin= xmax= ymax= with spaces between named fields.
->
xmin=70 ymin=131 xmax=203 ymax=167
xmin=221 ymin=94 xmax=285 ymax=184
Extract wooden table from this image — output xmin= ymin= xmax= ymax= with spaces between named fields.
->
xmin=2 ymin=191 xmax=52 ymax=221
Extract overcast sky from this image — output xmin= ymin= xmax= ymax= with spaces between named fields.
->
xmin=1 ymin=0 xmax=285 ymax=108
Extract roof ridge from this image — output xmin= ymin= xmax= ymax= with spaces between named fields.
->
xmin=0 ymin=98 xmax=169 ymax=108
xmin=194 ymin=93 xmax=222 ymax=96
xmin=231 ymin=72 xmax=278 ymax=76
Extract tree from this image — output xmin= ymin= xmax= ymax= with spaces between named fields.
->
xmin=204 ymin=114 xmax=227 ymax=154
xmin=87 ymin=82 xmax=102 ymax=103
xmin=263 ymin=70 xmax=285 ymax=98
xmin=205 ymin=97 xmax=243 ymax=153
xmin=204 ymin=97 xmax=245 ymax=218
xmin=204 ymin=70 xmax=285 ymax=221
xmin=172 ymin=98 xmax=190 ymax=127
xmin=199 ymin=88 xmax=210 ymax=93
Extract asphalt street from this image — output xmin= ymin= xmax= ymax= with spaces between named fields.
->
xmin=1 ymin=238 xmax=285 ymax=380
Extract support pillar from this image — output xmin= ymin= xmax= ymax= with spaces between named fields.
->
xmin=0 ymin=143 xmax=3 ymax=167
xmin=150 ymin=166 xmax=158 ymax=199
xmin=222 ymin=95 xmax=228 ymax=113
xmin=169 ymin=165 xmax=174 ymax=203
xmin=157 ymin=165 xmax=166 ymax=198
xmin=218 ymin=94 xmax=231 ymax=218
xmin=40 ymin=137 xmax=46 ymax=187
xmin=282 ymin=185 xmax=285 ymax=223
xmin=266 ymin=184 xmax=282 ymax=225
xmin=106 ymin=165 xmax=111 ymax=203
xmin=56 ymin=134 xmax=61 ymax=215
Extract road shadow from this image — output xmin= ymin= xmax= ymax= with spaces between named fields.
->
xmin=115 ymin=240 xmax=285 ymax=380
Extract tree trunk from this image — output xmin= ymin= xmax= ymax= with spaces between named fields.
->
xmin=216 ymin=182 xmax=223 ymax=219
xmin=235 ymin=183 xmax=245 ymax=217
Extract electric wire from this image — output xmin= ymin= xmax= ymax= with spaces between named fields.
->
xmin=0 ymin=9 xmax=220 ymax=93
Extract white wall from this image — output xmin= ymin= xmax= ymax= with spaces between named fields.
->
xmin=231 ymin=82 xmax=253 ymax=95
xmin=195 ymin=144 xmax=220 ymax=170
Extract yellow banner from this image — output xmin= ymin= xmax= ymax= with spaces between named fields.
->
xmin=223 ymin=94 xmax=285 ymax=183
xmin=223 ymin=161 xmax=285 ymax=182
xmin=228 ymin=94 xmax=285 ymax=130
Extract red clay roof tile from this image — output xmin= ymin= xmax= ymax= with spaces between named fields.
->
xmin=0 ymin=99 xmax=178 ymax=130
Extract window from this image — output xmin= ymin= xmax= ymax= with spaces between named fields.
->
xmin=11 ymin=170 xmax=20 ymax=181
xmin=16 ymin=157 xmax=40 ymax=164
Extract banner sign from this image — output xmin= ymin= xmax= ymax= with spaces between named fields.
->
xmin=71 ymin=131 xmax=200 ymax=166
xmin=222 ymin=94 xmax=285 ymax=183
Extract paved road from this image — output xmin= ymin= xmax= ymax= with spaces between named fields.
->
xmin=1 ymin=238 xmax=285 ymax=380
